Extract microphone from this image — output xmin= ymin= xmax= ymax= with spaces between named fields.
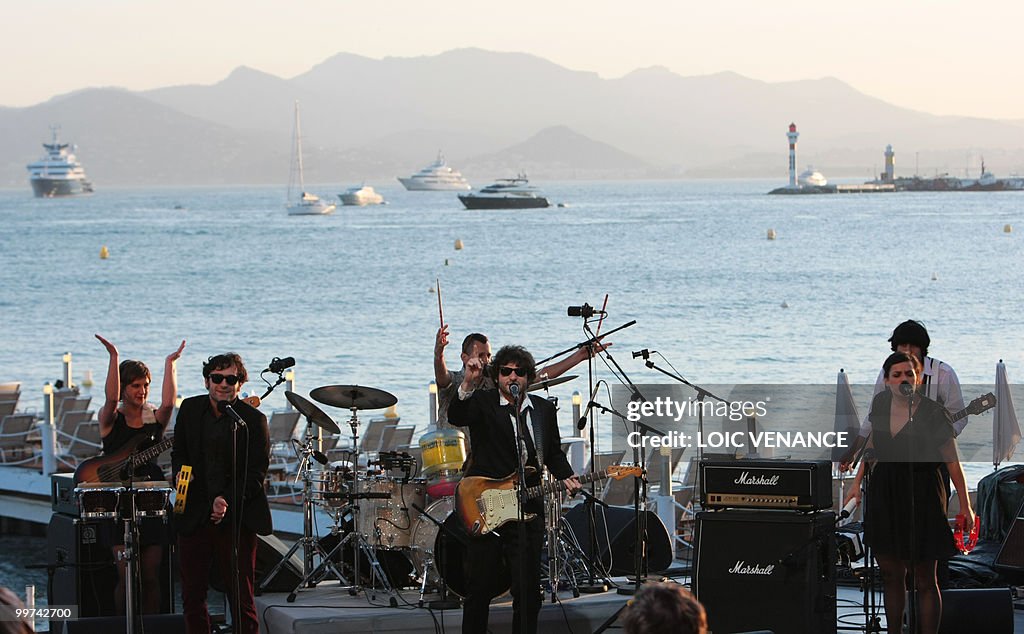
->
xmin=898 ymin=382 xmax=915 ymax=396
xmin=268 ymin=356 xmax=296 ymax=373
xmin=840 ymin=498 xmax=858 ymax=519
xmin=218 ymin=400 xmax=247 ymax=427
xmin=311 ymin=450 xmax=328 ymax=465
xmin=509 ymin=383 xmax=520 ymax=401
xmin=577 ymin=381 xmax=604 ymax=430
xmin=567 ymin=304 xmax=605 ymax=318
xmin=631 ymin=349 xmax=650 ymax=360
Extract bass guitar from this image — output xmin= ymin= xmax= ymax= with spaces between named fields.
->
xmin=73 ymin=433 xmax=172 ymax=484
xmin=456 ymin=464 xmax=642 ymax=537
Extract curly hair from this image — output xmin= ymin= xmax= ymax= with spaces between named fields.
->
xmin=489 ymin=345 xmax=536 ymax=383
xmin=202 ymin=353 xmax=248 ymax=384
xmin=621 ymin=582 xmax=707 ymax=634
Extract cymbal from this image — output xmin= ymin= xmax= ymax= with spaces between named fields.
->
xmin=528 ymin=374 xmax=578 ymax=392
xmin=310 ymin=384 xmax=398 ymax=411
xmin=285 ymin=390 xmax=341 ymax=434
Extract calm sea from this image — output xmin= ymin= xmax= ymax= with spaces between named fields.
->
xmin=1 ymin=179 xmax=1022 ymax=611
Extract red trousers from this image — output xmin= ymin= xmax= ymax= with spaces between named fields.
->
xmin=178 ymin=523 xmax=259 ymax=634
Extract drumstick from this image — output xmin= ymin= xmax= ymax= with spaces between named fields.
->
xmin=436 ymin=278 xmax=445 ymax=328
xmin=594 ymin=293 xmax=609 ymax=337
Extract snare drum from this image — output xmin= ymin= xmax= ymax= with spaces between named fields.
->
xmin=356 ymin=478 xmax=426 ymax=550
xmin=308 ymin=462 xmax=353 ymax=508
xmin=419 ymin=428 xmax=466 ymax=499
xmin=131 ymin=481 xmax=173 ymax=518
xmin=75 ymin=484 xmax=124 ymax=520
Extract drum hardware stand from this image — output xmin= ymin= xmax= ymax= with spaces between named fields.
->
xmin=838 ymin=445 xmax=883 ymax=633
xmin=259 ymin=426 xmax=349 ymax=596
xmin=409 ymin=502 xmax=462 ymax=610
xmin=544 ymin=474 xmax=611 ymax=601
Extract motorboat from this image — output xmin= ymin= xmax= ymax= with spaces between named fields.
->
xmin=339 ymin=185 xmax=385 ymax=206
xmin=397 ymin=152 xmax=471 ymax=191
xmin=286 ymin=101 xmax=335 ymax=216
xmin=799 ymin=167 xmax=828 ymax=187
xmin=26 ymin=127 xmax=94 ymax=197
xmin=458 ymin=175 xmax=550 ymax=209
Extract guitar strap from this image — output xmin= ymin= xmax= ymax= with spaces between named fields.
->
xmin=531 ymin=404 xmax=545 ymax=470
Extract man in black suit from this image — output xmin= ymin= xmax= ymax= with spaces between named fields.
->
xmin=447 ymin=344 xmax=581 ymax=634
xmin=171 ymin=353 xmax=271 ymax=634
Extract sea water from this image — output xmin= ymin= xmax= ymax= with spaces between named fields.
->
xmin=0 ymin=180 xmax=1021 ymax=610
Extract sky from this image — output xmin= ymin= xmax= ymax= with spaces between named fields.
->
xmin=3 ymin=0 xmax=1021 ymax=120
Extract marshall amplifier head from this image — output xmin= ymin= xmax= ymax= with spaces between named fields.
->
xmin=700 ymin=459 xmax=832 ymax=510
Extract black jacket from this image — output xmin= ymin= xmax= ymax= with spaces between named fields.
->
xmin=171 ymin=395 xmax=272 ymax=536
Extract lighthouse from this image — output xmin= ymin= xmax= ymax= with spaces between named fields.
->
xmin=883 ymin=144 xmax=895 ymax=183
xmin=787 ymin=123 xmax=800 ymax=188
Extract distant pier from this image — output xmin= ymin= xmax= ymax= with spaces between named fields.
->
xmin=769 ymin=183 xmax=896 ymax=195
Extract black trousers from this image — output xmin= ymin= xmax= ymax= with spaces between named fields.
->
xmin=462 ymin=514 xmax=544 ymax=634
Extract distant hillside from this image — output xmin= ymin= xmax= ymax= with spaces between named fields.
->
xmin=3 ymin=48 xmax=1024 ymax=186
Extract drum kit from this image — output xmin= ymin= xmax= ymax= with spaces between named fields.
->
xmin=258 ymin=383 xmax=477 ymax=605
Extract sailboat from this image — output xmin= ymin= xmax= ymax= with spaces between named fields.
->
xmin=286 ymin=100 xmax=335 ymax=216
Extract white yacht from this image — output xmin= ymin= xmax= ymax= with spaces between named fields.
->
xmin=338 ymin=184 xmax=385 ymax=206
xmin=286 ymin=101 xmax=335 ymax=216
xmin=26 ymin=127 xmax=94 ymax=197
xmin=458 ymin=174 xmax=550 ymax=209
xmin=397 ymin=152 xmax=471 ymax=191
xmin=799 ymin=166 xmax=828 ymax=187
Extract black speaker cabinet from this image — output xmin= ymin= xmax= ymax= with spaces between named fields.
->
xmin=63 ymin=614 xmax=186 ymax=634
xmin=563 ymin=504 xmax=673 ymax=575
xmin=47 ymin=513 xmax=173 ymax=634
xmin=694 ymin=509 xmax=836 ymax=634
xmin=994 ymin=498 xmax=1024 ymax=571
xmin=939 ymin=588 xmax=1014 ymax=634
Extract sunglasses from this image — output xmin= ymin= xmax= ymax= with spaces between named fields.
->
xmin=498 ymin=366 xmax=528 ymax=378
xmin=209 ymin=373 xmax=241 ymax=386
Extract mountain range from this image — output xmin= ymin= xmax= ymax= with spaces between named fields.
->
xmin=3 ymin=48 xmax=1023 ymax=188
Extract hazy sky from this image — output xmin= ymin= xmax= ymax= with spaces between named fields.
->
xmin=3 ymin=0 xmax=1021 ymax=120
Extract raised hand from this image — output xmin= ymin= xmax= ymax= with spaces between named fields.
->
xmin=95 ymin=333 xmax=118 ymax=356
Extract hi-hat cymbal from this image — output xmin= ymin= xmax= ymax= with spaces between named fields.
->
xmin=285 ymin=390 xmax=341 ymax=434
xmin=528 ymin=374 xmax=578 ymax=392
xmin=310 ymin=384 xmax=398 ymax=410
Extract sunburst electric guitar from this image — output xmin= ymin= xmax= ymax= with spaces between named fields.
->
xmin=456 ymin=464 xmax=642 ymax=537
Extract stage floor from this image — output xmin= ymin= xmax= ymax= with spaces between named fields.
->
xmin=254 ymin=578 xmax=1024 ymax=633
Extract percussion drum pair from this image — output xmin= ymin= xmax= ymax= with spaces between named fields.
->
xmin=75 ymin=481 xmax=173 ymax=520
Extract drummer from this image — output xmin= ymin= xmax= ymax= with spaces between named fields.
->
xmin=433 ymin=327 xmax=609 ymax=433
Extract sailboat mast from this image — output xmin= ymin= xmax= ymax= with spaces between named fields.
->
xmin=295 ymin=101 xmax=306 ymax=192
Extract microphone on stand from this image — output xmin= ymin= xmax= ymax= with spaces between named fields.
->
xmin=840 ymin=498 xmax=858 ymax=519
xmin=509 ymin=383 xmax=521 ymax=402
xmin=898 ymin=382 xmax=915 ymax=396
xmin=218 ymin=400 xmax=247 ymax=427
xmin=267 ymin=356 xmax=296 ymax=374
xmin=567 ymin=304 xmax=605 ymax=318
xmin=631 ymin=349 xmax=651 ymax=360
xmin=577 ymin=381 xmax=604 ymax=430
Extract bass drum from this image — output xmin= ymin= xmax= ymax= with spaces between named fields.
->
xmin=410 ymin=497 xmax=509 ymax=599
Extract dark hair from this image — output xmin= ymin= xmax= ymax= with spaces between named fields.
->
xmin=202 ymin=353 xmax=247 ymax=383
xmin=461 ymin=333 xmax=489 ymax=355
xmin=490 ymin=345 xmax=537 ymax=382
xmin=888 ymin=320 xmax=930 ymax=357
xmin=118 ymin=360 xmax=151 ymax=399
xmin=883 ymin=350 xmax=922 ymax=380
xmin=622 ymin=582 xmax=707 ymax=634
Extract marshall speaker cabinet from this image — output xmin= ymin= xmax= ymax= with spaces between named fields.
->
xmin=700 ymin=459 xmax=832 ymax=511
xmin=694 ymin=509 xmax=836 ymax=634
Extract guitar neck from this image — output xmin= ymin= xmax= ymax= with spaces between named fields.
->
xmin=524 ymin=468 xmax=610 ymax=501
xmin=131 ymin=437 xmax=173 ymax=468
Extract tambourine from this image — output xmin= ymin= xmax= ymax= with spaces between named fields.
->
xmin=953 ymin=514 xmax=980 ymax=554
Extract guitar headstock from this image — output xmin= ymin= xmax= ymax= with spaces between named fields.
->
xmin=607 ymin=464 xmax=644 ymax=480
xmin=965 ymin=392 xmax=996 ymax=416
xmin=243 ymin=395 xmax=261 ymax=408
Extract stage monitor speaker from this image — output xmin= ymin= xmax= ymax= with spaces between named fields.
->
xmin=563 ymin=504 xmax=673 ymax=576
xmin=220 ymin=533 xmax=304 ymax=594
xmin=693 ymin=509 xmax=836 ymax=634
xmin=939 ymin=588 xmax=1014 ymax=634
xmin=47 ymin=513 xmax=174 ymax=634
xmin=63 ymin=614 xmax=185 ymax=634
xmin=994 ymin=498 xmax=1024 ymax=571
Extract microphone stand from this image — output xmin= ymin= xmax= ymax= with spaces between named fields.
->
xmin=220 ymin=402 xmax=247 ymax=634
xmin=904 ymin=387 xmax=918 ymax=634
xmin=258 ymin=369 xmax=288 ymax=401
xmin=509 ymin=385 xmax=530 ymax=634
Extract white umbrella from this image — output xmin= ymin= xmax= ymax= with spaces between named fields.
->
xmin=833 ymin=369 xmax=861 ymax=463
xmin=993 ymin=360 xmax=1021 ymax=468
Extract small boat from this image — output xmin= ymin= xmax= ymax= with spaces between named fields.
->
xmin=458 ymin=174 xmax=550 ymax=209
xmin=398 ymin=152 xmax=471 ymax=191
xmin=286 ymin=101 xmax=335 ymax=216
xmin=339 ymin=185 xmax=385 ymax=206
xmin=26 ymin=126 xmax=94 ymax=198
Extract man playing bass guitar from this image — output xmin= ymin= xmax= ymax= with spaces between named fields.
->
xmin=447 ymin=344 xmax=581 ymax=634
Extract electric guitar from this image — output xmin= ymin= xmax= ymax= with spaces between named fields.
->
xmin=953 ymin=392 xmax=996 ymax=423
xmin=73 ymin=433 xmax=172 ymax=484
xmin=455 ymin=464 xmax=643 ymax=537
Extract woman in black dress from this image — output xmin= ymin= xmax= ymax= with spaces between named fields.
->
xmin=95 ymin=334 xmax=185 ymax=614
xmin=847 ymin=351 xmax=975 ymax=634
